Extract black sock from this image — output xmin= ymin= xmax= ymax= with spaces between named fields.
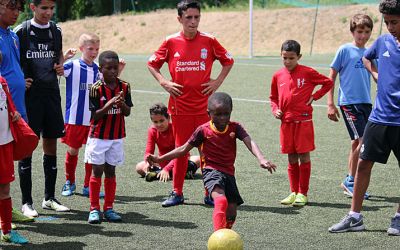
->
xmin=43 ymin=154 xmax=57 ymax=201
xmin=18 ymin=157 xmax=33 ymax=205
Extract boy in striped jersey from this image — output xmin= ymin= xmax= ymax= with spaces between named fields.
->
xmin=61 ymin=33 xmax=103 ymax=197
xmin=84 ymin=51 xmax=133 ymax=224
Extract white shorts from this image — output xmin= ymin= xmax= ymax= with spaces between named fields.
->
xmin=84 ymin=138 xmax=124 ymax=166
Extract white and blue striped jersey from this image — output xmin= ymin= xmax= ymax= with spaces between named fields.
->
xmin=64 ymin=59 xmax=99 ymax=126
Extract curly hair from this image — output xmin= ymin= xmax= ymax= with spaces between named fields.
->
xmin=379 ymin=0 xmax=400 ymax=15
xmin=149 ymin=103 xmax=169 ymax=119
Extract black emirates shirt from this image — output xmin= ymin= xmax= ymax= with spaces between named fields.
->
xmin=16 ymin=20 xmax=62 ymax=91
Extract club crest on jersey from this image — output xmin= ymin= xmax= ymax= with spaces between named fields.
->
xmin=297 ymin=78 xmax=305 ymax=88
xmin=200 ymin=48 xmax=208 ymax=59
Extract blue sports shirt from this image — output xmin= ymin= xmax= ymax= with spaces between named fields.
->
xmin=364 ymin=34 xmax=400 ymax=126
xmin=64 ymin=59 xmax=99 ymax=126
xmin=331 ymin=43 xmax=371 ymax=105
xmin=0 ymin=27 xmax=26 ymax=118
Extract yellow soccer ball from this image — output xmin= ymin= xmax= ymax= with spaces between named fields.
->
xmin=207 ymin=229 xmax=243 ymax=250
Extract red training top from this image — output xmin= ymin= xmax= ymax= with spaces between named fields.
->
xmin=89 ymin=79 xmax=133 ymax=140
xmin=188 ymin=121 xmax=249 ymax=176
xmin=144 ymin=124 xmax=175 ymax=171
xmin=269 ymin=64 xmax=333 ymax=122
xmin=148 ymin=31 xmax=234 ymax=115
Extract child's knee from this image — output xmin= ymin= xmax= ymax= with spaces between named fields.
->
xmin=0 ymin=183 xmax=11 ymax=200
xmin=135 ymin=162 xmax=146 ymax=176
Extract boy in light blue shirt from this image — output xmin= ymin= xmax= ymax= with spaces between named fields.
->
xmin=329 ymin=0 xmax=400 ymax=235
xmin=326 ymin=14 xmax=374 ymax=199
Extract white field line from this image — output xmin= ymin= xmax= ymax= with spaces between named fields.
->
xmin=133 ymin=89 xmax=328 ymax=108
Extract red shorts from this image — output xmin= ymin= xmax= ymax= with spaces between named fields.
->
xmin=171 ymin=114 xmax=209 ymax=147
xmin=61 ymin=124 xmax=90 ymax=149
xmin=0 ymin=142 xmax=15 ymax=184
xmin=280 ymin=120 xmax=315 ymax=154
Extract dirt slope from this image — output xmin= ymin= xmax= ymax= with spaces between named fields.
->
xmin=59 ymin=4 xmax=383 ymax=56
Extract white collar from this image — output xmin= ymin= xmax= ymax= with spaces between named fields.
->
xmin=30 ymin=18 xmax=50 ymax=29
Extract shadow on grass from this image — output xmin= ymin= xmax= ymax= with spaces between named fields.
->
xmin=114 ymin=195 xmax=167 ymax=204
xmin=122 ymin=211 xmax=198 ymax=229
xmin=366 ymin=195 xmax=400 ymax=204
xmin=1 ymin=241 xmax=87 ymax=250
xmin=308 ymin=201 xmax=392 ymax=211
xmin=238 ymin=205 xmax=301 ymax=214
xmin=16 ymin=221 xmax=133 ymax=238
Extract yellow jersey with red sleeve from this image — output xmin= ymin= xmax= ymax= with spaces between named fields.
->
xmin=188 ymin=121 xmax=249 ymax=176
xmin=148 ymin=31 xmax=234 ymax=115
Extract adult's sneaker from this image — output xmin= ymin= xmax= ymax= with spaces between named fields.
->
xmin=88 ymin=210 xmax=101 ymax=224
xmin=42 ymin=198 xmax=70 ymax=212
xmin=328 ymin=214 xmax=365 ymax=233
xmin=0 ymin=230 xmax=28 ymax=244
xmin=12 ymin=208 xmax=35 ymax=222
xmin=280 ymin=192 xmax=297 ymax=205
xmin=21 ymin=203 xmax=38 ymax=218
xmin=61 ymin=180 xmax=76 ymax=196
xmin=82 ymin=187 xmax=105 ymax=198
xmin=204 ymin=196 xmax=214 ymax=206
xmin=104 ymin=209 xmax=122 ymax=222
xmin=162 ymin=191 xmax=184 ymax=207
xmin=387 ymin=216 xmax=400 ymax=236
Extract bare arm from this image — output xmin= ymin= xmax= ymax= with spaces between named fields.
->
xmin=147 ymin=142 xmax=194 ymax=165
xmin=362 ymin=57 xmax=378 ymax=83
xmin=147 ymin=65 xmax=183 ymax=98
xmin=201 ymin=64 xmax=233 ymax=95
xmin=327 ymin=68 xmax=340 ymax=122
xmin=92 ymin=91 xmax=125 ymax=121
xmin=242 ymin=136 xmax=276 ymax=174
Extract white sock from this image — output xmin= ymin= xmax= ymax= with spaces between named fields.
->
xmin=349 ymin=211 xmax=361 ymax=220
xmin=395 ymin=212 xmax=400 ymax=218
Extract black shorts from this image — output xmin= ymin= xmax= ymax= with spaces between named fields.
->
xmin=25 ymin=90 xmax=65 ymax=139
xmin=340 ymin=104 xmax=372 ymax=140
xmin=202 ymin=168 xmax=244 ymax=206
xmin=360 ymin=121 xmax=400 ymax=164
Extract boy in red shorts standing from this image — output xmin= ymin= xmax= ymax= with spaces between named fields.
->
xmin=0 ymin=71 xmax=28 ymax=244
xmin=270 ymin=40 xmax=333 ymax=206
xmin=147 ymin=0 xmax=234 ymax=207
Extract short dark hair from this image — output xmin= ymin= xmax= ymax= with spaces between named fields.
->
xmin=208 ymin=92 xmax=233 ymax=111
xmin=32 ymin=0 xmax=55 ymax=6
xmin=177 ymin=0 xmax=201 ymax=17
xmin=281 ymin=40 xmax=301 ymax=55
xmin=99 ymin=50 xmax=119 ymax=67
xmin=350 ymin=14 xmax=373 ymax=32
xmin=149 ymin=103 xmax=169 ymax=119
xmin=379 ymin=0 xmax=400 ymax=15
xmin=1 ymin=0 xmax=26 ymax=10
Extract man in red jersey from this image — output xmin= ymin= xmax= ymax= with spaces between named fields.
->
xmin=147 ymin=0 xmax=234 ymax=207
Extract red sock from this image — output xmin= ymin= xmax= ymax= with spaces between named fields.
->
xmin=173 ymin=155 xmax=189 ymax=196
xmin=288 ymin=162 xmax=300 ymax=193
xmin=65 ymin=152 xmax=78 ymax=184
xmin=89 ymin=176 xmax=101 ymax=211
xmin=299 ymin=162 xmax=311 ymax=195
xmin=103 ymin=176 xmax=116 ymax=211
xmin=84 ymin=163 xmax=92 ymax=187
xmin=213 ymin=196 xmax=228 ymax=231
xmin=0 ymin=198 xmax=12 ymax=235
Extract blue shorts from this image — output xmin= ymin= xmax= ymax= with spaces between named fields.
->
xmin=340 ymin=104 xmax=372 ymax=140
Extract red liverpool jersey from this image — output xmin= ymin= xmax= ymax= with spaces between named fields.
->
xmin=148 ymin=31 xmax=234 ymax=115
xmin=188 ymin=121 xmax=249 ymax=176
xmin=144 ymin=124 xmax=175 ymax=169
xmin=89 ymin=79 xmax=133 ymax=140
xmin=270 ymin=64 xmax=333 ymax=122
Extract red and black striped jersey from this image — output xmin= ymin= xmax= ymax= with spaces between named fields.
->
xmin=88 ymin=78 xmax=133 ymax=140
